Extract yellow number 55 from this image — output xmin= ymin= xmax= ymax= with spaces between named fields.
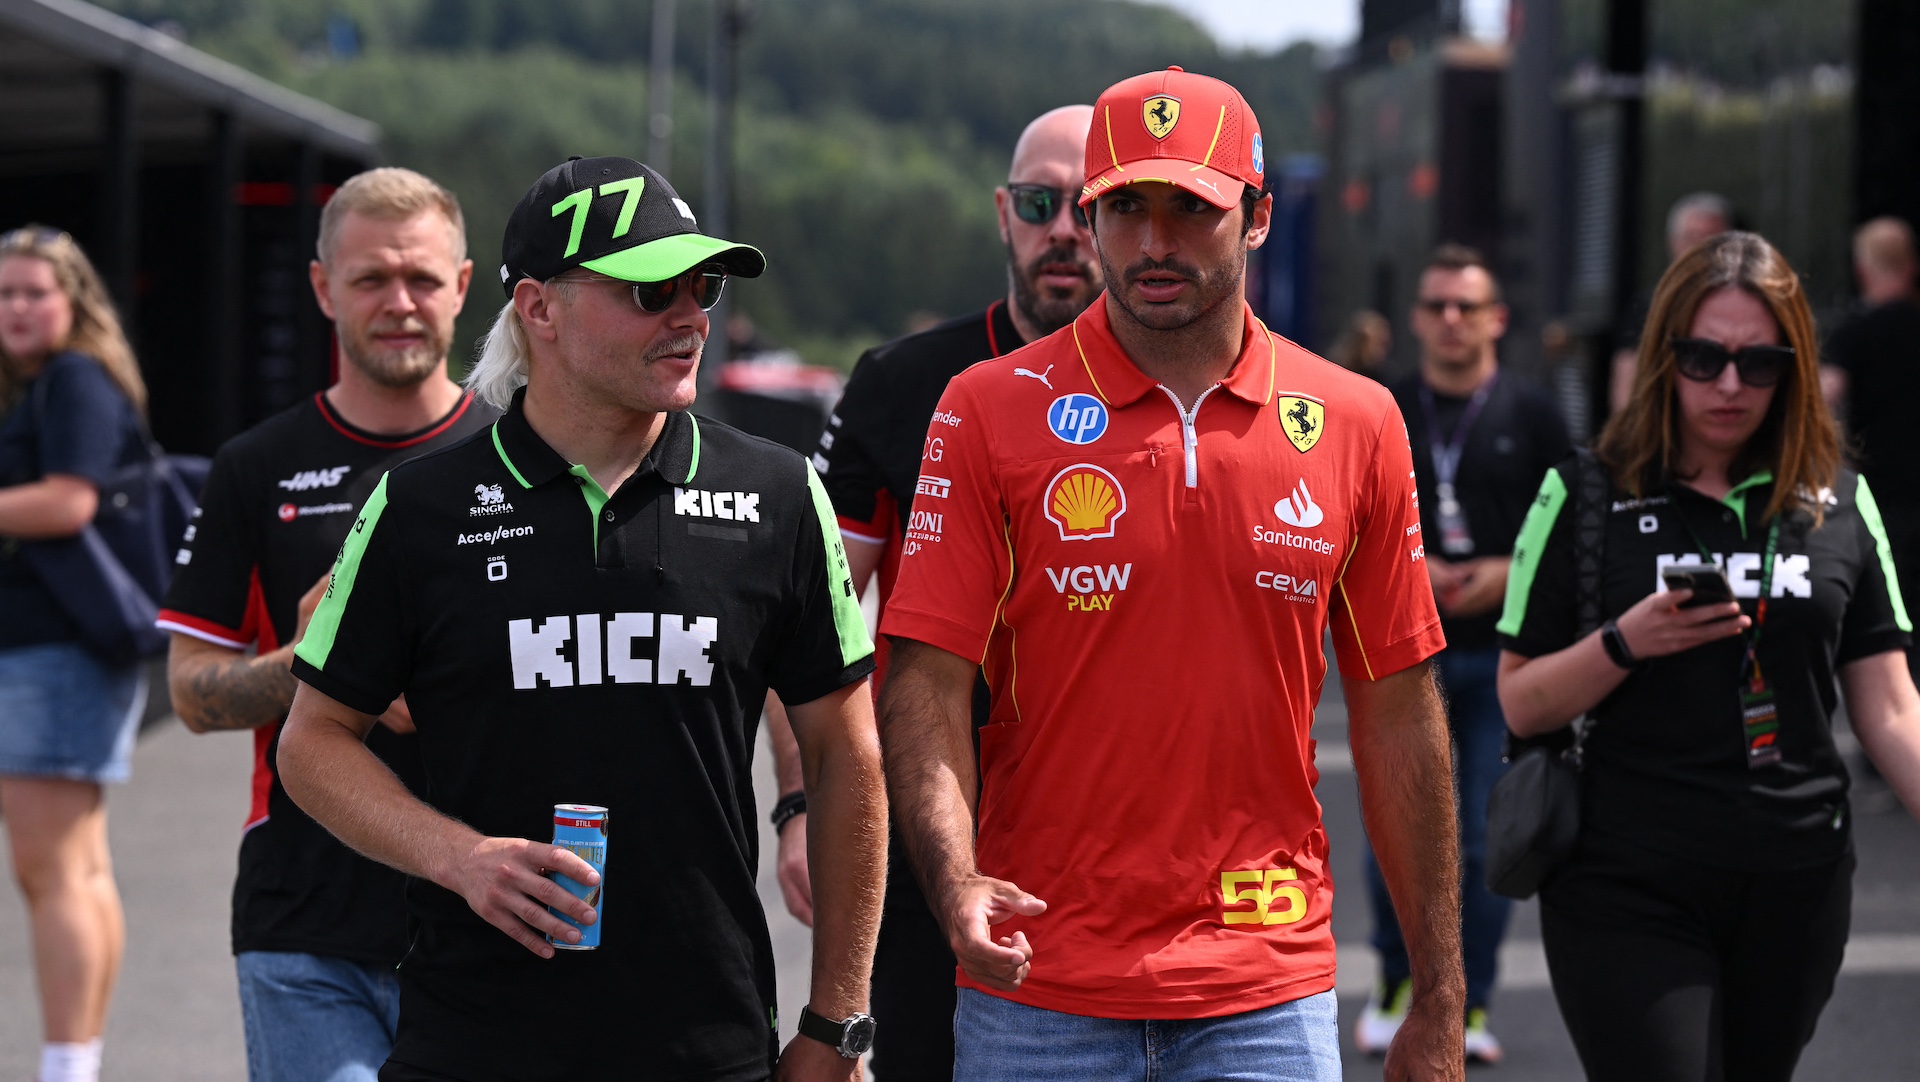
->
xmin=1221 ymin=868 xmax=1307 ymax=926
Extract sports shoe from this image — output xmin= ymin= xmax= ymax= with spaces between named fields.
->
xmin=1464 ymin=1006 xmax=1505 ymax=1065
xmin=1354 ymin=976 xmax=1412 ymax=1055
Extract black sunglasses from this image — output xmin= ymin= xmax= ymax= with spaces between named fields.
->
xmin=553 ymin=265 xmax=728 ymax=313
xmin=1416 ymin=298 xmax=1492 ymax=317
xmin=1669 ymin=337 xmax=1793 ymax=388
xmin=1008 ymin=185 xmax=1089 ymax=229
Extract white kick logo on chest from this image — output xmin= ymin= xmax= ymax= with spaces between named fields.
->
xmin=1653 ymin=553 xmax=1812 ymax=598
xmin=508 ymin=613 xmax=718 ymax=688
xmin=674 ymin=488 xmax=760 ymax=522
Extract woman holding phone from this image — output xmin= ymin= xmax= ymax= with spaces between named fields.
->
xmin=1496 ymin=231 xmax=1920 ymax=1080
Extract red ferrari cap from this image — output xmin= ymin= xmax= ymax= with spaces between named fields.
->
xmin=1080 ymin=66 xmax=1265 ymax=211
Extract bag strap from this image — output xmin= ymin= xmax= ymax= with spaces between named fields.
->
xmin=29 ymin=355 xmax=161 ymax=472
xmin=1566 ymin=447 xmax=1610 ymax=764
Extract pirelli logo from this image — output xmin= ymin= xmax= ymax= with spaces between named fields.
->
xmin=674 ymin=488 xmax=760 ymax=522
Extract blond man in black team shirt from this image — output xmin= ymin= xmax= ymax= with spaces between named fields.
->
xmin=769 ymin=104 xmax=1100 ymax=1082
xmin=278 ymin=157 xmax=885 ymax=1082
xmin=160 ymin=168 xmax=496 ymax=1082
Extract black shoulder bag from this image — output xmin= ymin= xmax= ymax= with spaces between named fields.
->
xmin=1484 ymin=448 xmax=1607 ymax=899
xmin=17 ymin=366 xmax=209 ymax=665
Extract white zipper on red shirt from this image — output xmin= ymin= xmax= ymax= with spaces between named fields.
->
xmin=1158 ymin=384 xmax=1221 ymax=489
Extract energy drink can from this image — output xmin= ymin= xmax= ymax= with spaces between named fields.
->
xmin=548 ymin=804 xmax=607 ymax=951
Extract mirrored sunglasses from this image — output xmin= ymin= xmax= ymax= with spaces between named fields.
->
xmin=1008 ymin=184 xmax=1089 ymax=229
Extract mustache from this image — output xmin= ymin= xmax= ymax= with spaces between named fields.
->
xmin=643 ymin=333 xmax=705 ymax=363
xmin=1123 ymin=255 xmax=1203 ymax=283
xmin=364 ymin=318 xmax=432 ymax=340
xmin=1024 ymin=244 xmax=1093 ymax=281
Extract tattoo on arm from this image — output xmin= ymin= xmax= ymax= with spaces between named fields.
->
xmin=181 ymin=647 xmax=298 ymax=731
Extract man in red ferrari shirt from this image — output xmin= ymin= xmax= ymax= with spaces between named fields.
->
xmin=878 ymin=68 xmax=1467 ymax=1080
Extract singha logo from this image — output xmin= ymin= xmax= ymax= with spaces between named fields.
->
xmin=470 ymin=483 xmax=514 ymax=517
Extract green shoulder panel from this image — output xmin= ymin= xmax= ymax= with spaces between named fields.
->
xmin=295 ymin=473 xmax=391 ymax=671
xmin=1855 ymin=473 xmax=1913 ymax=633
xmin=805 ymin=459 xmax=874 ymax=666
xmin=1496 ymin=466 xmax=1570 ymax=639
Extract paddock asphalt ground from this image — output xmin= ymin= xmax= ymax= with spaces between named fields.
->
xmin=2 ymin=643 xmax=1917 ymax=1079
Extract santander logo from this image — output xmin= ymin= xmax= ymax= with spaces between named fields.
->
xmin=1275 ymin=479 xmax=1324 ymax=529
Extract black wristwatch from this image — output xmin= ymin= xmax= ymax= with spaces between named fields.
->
xmin=1600 ymin=619 xmax=1639 ymax=669
xmin=770 ymin=791 xmax=807 ymax=834
xmin=797 ymin=1005 xmax=876 ymax=1059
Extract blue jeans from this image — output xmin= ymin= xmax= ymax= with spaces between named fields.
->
xmin=1362 ymin=646 xmax=1513 ymax=1008
xmin=953 ymin=987 xmax=1341 ymax=1082
xmin=236 ymin=951 xmax=400 ymax=1082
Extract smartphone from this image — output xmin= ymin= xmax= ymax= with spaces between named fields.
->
xmin=1661 ymin=564 xmax=1736 ymax=608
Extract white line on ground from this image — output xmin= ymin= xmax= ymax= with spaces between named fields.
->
xmin=1337 ymin=934 xmax=1920 ymax=996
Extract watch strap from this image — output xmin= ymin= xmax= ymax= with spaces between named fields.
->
xmin=1600 ymin=620 xmax=1638 ymax=669
xmin=770 ymin=790 xmax=807 ymax=833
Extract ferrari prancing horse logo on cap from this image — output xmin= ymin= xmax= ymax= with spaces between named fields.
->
xmin=1278 ymin=395 xmax=1325 ymax=454
xmin=1143 ymin=96 xmax=1181 ymax=140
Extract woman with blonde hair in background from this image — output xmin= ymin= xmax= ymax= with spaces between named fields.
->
xmin=1496 ymin=231 xmax=1920 ymax=1079
xmin=0 ymin=226 xmax=150 ymax=1082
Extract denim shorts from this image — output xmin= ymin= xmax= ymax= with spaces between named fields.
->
xmin=0 ymin=641 xmax=144 ymax=783
xmin=237 ymin=951 xmax=400 ymax=1082
xmin=954 ymin=987 xmax=1342 ymax=1082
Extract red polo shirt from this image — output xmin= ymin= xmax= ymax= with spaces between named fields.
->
xmin=880 ymin=297 xmax=1444 ymax=1018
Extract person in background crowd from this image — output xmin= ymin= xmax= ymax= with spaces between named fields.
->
xmin=1610 ymin=192 xmax=1733 ymax=415
xmin=1357 ymin=244 xmax=1571 ymax=1064
xmin=0 ymin=226 xmax=149 ymax=1082
xmin=771 ymin=101 xmax=1100 ymax=1081
xmin=1498 ymin=231 xmax=1920 ymax=1081
xmin=159 ymin=168 xmax=496 ymax=1082
xmin=1330 ymin=308 xmax=1391 ymax=380
xmin=1824 ymin=218 xmax=1920 ymax=682
xmin=882 ymin=67 xmax=1465 ymax=1080
xmin=278 ymin=156 xmax=886 ymax=1081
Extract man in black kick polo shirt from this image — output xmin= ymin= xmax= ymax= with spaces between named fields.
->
xmin=160 ymin=168 xmax=495 ymax=1082
xmin=777 ymin=103 xmax=1099 ymax=1081
xmin=1356 ymin=244 xmax=1569 ymax=1062
xmin=279 ymin=157 xmax=886 ymax=1082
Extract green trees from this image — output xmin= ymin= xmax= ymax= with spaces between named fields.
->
xmin=100 ymin=0 xmax=1318 ymax=368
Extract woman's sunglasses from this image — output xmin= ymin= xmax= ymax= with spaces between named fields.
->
xmin=1669 ymin=337 xmax=1793 ymax=388
xmin=1007 ymin=184 xmax=1089 ymax=229
xmin=553 ymin=265 xmax=728 ymax=313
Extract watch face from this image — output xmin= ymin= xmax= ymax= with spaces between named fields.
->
xmin=844 ymin=1015 xmax=877 ymax=1056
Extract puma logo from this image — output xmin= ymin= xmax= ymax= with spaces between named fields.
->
xmin=1015 ymin=365 xmax=1054 ymax=389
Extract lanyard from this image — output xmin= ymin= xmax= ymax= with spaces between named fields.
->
xmin=1417 ymin=373 xmax=1498 ymax=488
xmin=1670 ymin=499 xmax=1780 ymax=684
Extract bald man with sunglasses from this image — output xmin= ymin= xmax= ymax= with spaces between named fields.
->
xmin=773 ymin=104 xmax=1100 ymax=1081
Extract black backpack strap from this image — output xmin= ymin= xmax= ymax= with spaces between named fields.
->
xmin=1571 ymin=448 xmax=1608 ymax=637
xmin=1566 ymin=447 xmax=1610 ymax=762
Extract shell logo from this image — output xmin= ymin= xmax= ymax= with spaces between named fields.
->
xmin=1044 ymin=464 xmax=1126 ymax=541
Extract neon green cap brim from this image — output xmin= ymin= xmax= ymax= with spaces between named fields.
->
xmin=582 ymin=232 xmax=766 ymax=282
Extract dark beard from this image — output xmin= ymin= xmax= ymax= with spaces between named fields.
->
xmin=1101 ymin=251 xmax=1242 ymax=333
xmin=1009 ymin=243 xmax=1096 ymax=340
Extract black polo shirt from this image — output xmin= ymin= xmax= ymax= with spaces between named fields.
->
xmin=1389 ymin=371 xmax=1571 ymax=650
xmin=157 ymin=391 xmax=496 ymax=964
xmin=817 ymin=299 xmax=1020 ymax=554
xmin=291 ymin=392 xmax=873 ymax=1082
xmin=1499 ymin=463 xmax=1911 ymax=870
